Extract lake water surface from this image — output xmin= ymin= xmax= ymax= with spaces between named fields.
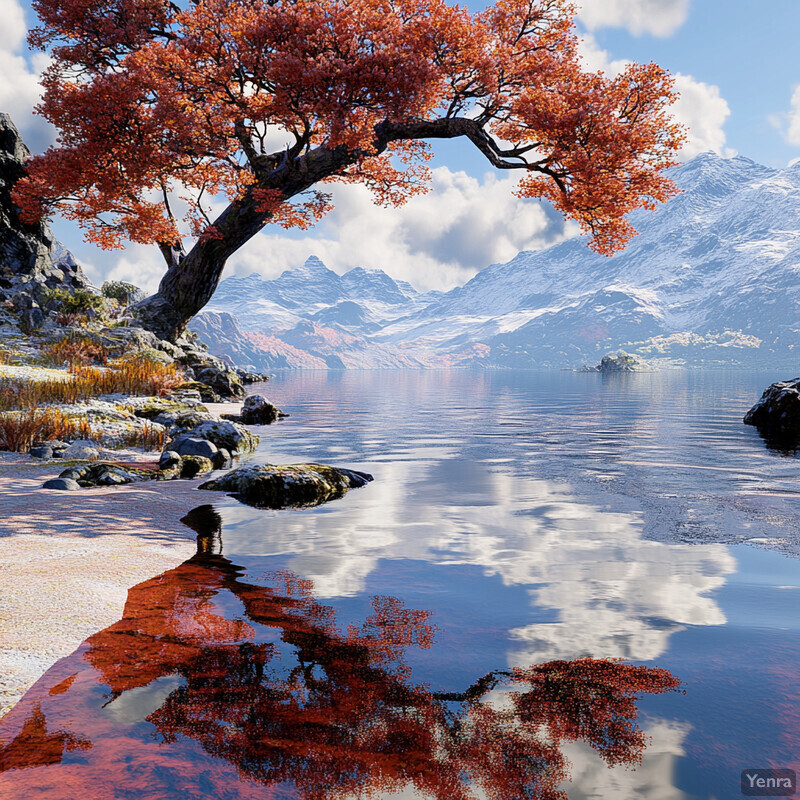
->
xmin=1 ymin=370 xmax=799 ymax=799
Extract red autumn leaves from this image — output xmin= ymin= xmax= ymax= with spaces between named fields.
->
xmin=17 ymin=0 xmax=683 ymax=258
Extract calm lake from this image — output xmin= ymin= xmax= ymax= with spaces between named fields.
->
xmin=1 ymin=369 xmax=799 ymax=799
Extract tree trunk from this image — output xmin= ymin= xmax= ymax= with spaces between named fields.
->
xmin=134 ymin=249 xmax=229 ymax=342
xmin=133 ymin=191 xmax=270 ymax=341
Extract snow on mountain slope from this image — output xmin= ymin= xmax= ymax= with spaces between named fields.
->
xmin=193 ymin=153 xmax=800 ymax=369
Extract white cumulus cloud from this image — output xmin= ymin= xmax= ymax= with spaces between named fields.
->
xmin=671 ymin=73 xmax=734 ymax=158
xmin=0 ymin=0 xmax=56 ymax=151
xmin=225 ymin=168 xmax=576 ymax=291
xmin=770 ymin=85 xmax=800 ymax=148
xmin=578 ymin=0 xmax=689 ymax=37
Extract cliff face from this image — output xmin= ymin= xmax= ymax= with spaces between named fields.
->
xmin=0 ymin=113 xmax=93 ymax=329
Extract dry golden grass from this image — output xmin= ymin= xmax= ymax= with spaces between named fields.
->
xmin=42 ymin=334 xmax=109 ymax=367
xmin=0 ymin=409 xmax=93 ymax=453
xmin=0 ymin=411 xmax=167 ymax=453
xmin=116 ymin=422 xmax=167 ymax=453
xmin=0 ymin=356 xmax=184 ymax=412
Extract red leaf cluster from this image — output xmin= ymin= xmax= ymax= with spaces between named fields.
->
xmin=16 ymin=0 xmax=684 ymax=256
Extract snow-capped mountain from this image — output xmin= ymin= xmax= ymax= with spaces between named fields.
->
xmin=191 ymin=152 xmax=800 ymax=369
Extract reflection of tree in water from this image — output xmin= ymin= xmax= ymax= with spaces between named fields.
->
xmin=0 ymin=506 xmax=680 ymax=800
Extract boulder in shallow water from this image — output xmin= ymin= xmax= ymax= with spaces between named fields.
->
xmin=240 ymin=394 xmax=286 ymax=425
xmin=744 ymin=377 xmax=800 ymax=436
xmin=198 ymin=463 xmax=373 ymax=508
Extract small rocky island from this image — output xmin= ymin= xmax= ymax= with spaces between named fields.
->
xmin=579 ymin=352 xmax=648 ymax=373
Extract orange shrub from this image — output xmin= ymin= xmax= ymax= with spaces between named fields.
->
xmin=0 ymin=409 xmax=93 ymax=452
xmin=43 ymin=334 xmax=109 ymax=367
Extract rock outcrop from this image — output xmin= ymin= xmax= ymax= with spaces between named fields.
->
xmin=744 ymin=378 xmax=800 ymax=438
xmin=199 ymin=463 xmax=373 ymax=508
xmin=0 ymin=113 xmax=94 ymax=329
xmin=0 ymin=115 xmax=263 ymax=398
xmin=222 ymin=394 xmax=287 ymax=425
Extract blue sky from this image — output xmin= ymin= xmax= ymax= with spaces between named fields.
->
xmin=1 ymin=0 xmax=799 ymax=291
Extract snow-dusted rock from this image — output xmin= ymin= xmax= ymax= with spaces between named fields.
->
xmin=172 ymin=418 xmax=257 ymax=455
xmin=62 ymin=440 xmax=100 ymax=460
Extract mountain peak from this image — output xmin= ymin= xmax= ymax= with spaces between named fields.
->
xmin=301 ymin=255 xmax=330 ymax=272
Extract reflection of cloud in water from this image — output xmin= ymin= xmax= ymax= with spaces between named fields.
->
xmin=560 ymin=718 xmax=690 ymax=800
xmin=220 ymin=459 xmax=735 ymax=662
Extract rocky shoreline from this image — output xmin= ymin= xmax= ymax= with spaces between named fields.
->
xmin=0 ymin=113 xmax=381 ymax=718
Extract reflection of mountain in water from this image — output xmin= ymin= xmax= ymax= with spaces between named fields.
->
xmin=222 ymin=459 xmax=735 ymax=664
xmin=0 ymin=508 xmax=680 ymax=800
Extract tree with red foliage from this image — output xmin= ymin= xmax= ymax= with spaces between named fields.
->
xmin=15 ymin=0 xmax=684 ymax=340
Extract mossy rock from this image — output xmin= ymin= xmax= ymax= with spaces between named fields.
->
xmin=199 ymin=463 xmax=373 ymax=509
xmin=132 ymin=399 xmax=198 ymax=421
xmin=168 ymin=418 xmax=258 ymax=455
xmin=180 ymin=455 xmax=214 ymax=478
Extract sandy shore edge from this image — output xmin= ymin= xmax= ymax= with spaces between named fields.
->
xmin=0 ymin=459 xmax=237 ymax=718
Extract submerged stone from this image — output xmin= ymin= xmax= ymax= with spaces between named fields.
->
xmin=199 ymin=463 xmax=373 ymax=509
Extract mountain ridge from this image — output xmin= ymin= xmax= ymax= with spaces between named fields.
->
xmin=191 ymin=152 xmax=800 ymax=370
